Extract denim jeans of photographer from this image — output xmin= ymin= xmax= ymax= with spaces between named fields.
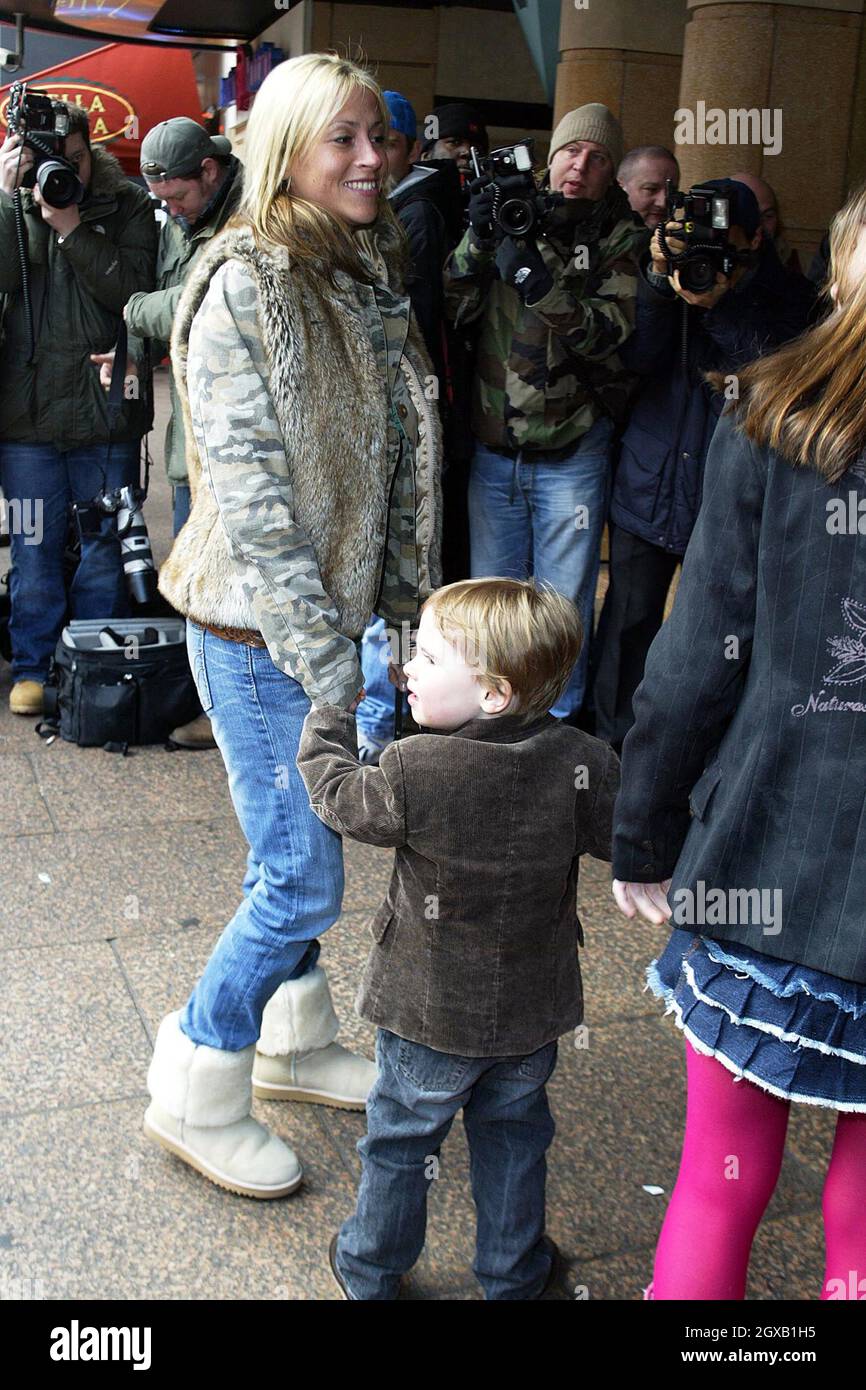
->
xmin=468 ymin=413 xmax=614 ymax=718
xmin=0 ymin=440 xmax=140 ymax=681
xmin=356 ymin=614 xmax=408 ymax=751
xmin=181 ymin=621 xmax=345 ymax=1050
xmin=335 ymin=1029 xmax=558 ymax=1300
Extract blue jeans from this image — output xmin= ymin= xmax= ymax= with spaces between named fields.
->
xmin=181 ymin=621 xmax=345 ymax=1050
xmin=172 ymin=482 xmax=191 ymax=536
xmin=336 ymin=1029 xmax=558 ymax=1300
xmin=356 ymin=614 xmax=407 ymax=747
xmin=0 ymin=440 xmax=140 ymax=681
xmin=468 ymin=416 xmax=614 ymax=717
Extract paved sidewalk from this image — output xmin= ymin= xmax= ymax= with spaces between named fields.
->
xmin=0 ymin=373 xmax=836 ymax=1300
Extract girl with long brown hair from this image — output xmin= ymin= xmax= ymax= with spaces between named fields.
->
xmin=612 ymin=183 xmax=866 ymax=1299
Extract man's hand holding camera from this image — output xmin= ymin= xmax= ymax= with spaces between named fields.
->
xmin=650 ymin=218 xmax=730 ymax=309
xmin=32 ymin=181 xmax=80 ymax=237
xmin=494 ymin=233 xmax=553 ymax=305
xmin=0 ymin=132 xmax=33 ymax=197
xmin=0 ymin=132 xmax=80 ymax=236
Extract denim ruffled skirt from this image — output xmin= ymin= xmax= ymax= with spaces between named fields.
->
xmin=648 ymin=929 xmax=866 ymax=1111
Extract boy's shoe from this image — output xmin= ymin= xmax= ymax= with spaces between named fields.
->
xmin=328 ymin=1233 xmax=351 ymax=1300
xmin=534 ymin=1236 xmax=566 ymax=1300
xmin=9 ymin=680 xmax=44 ymax=715
xmin=327 ymin=1233 xmax=405 ymax=1300
xmin=144 ymin=1010 xmax=302 ymax=1199
xmin=253 ymin=965 xmax=376 ymax=1110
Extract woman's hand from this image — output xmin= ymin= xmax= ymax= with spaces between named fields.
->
xmin=612 ymin=879 xmax=673 ymax=925
xmin=347 ymin=687 xmax=366 ymax=715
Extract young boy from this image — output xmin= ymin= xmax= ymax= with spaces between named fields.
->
xmin=296 ymin=578 xmax=620 ymax=1300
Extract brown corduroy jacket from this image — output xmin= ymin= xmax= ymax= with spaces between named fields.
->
xmin=297 ymin=703 xmax=620 ymax=1057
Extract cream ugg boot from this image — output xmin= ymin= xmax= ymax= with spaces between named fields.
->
xmin=144 ymin=1011 xmax=302 ymax=1199
xmin=253 ymin=965 xmax=376 ymax=1111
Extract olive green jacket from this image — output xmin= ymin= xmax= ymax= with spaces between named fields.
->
xmin=0 ymin=146 xmax=157 ymax=446
xmin=125 ymin=158 xmax=244 ymax=484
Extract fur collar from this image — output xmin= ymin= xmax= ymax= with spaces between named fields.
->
xmin=86 ymin=144 xmax=134 ymax=202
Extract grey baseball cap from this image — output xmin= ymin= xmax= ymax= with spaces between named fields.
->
xmin=140 ymin=117 xmax=232 ymax=180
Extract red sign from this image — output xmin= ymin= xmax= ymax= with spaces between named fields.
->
xmin=0 ymin=42 xmax=206 ymax=175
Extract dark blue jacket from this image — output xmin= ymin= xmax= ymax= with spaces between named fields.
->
xmin=613 ymin=409 xmax=866 ymax=984
xmin=611 ymin=244 xmax=816 ymax=555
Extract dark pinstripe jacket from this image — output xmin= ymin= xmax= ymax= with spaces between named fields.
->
xmin=613 ymin=408 xmax=866 ymax=984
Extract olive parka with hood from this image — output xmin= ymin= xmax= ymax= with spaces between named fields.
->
xmin=0 ymin=144 xmax=158 ymax=447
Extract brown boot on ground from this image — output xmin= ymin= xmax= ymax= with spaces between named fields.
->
xmin=9 ymin=680 xmax=44 ymax=716
xmin=169 ymin=713 xmax=216 ymax=749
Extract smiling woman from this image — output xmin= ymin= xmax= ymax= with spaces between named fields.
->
xmin=144 ymin=52 xmax=443 ymax=1202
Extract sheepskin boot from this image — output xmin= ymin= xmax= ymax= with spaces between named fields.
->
xmin=252 ymin=965 xmax=376 ymax=1111
xmin=144 ymin=1011 xmax=302 ymax=1199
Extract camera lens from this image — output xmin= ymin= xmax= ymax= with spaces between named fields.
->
xmin=37 ymin=160 xmax=83 ymax=210
xmin=681 ymin=255 xmax=717 ymax=295
xmin=499 ymin=198 xmax=534 ymax=238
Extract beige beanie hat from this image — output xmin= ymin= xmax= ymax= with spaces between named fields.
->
xmin=548 ymin=103 xmax=623 ymax=168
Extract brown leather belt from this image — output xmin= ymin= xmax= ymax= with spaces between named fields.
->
xmin=202 ymin=622 xmax=268 ymax=649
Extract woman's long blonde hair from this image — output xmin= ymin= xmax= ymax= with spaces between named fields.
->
xmin=236 ymin=51 xmax=405 ymax=285
xmin=709 ymin=183 xmax=866 ymax=482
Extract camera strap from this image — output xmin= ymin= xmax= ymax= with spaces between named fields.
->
xmin=107 ymin=317 xmax=127 ymax=432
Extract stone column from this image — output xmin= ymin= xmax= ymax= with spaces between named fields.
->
xmin=555 ymin=0 xmax=686 ymax=151
xmin=679 ymin=0 xmax=866 ymax=266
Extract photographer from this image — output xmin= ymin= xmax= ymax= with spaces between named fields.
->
xmin=102 ymin=119 xmax=243 ymax=750
xmin=0 ymin=101 xmax=157 ymax=716
xmin=444 ymin=104 xmax=648 ymax=720
xmin=591 ymin=178 xmax=817 ymax=751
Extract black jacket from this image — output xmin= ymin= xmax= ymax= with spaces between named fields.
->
xmin=613 ymin=408 xmax=866 ymax=984
xmin=0 ymin=146 xmax=157 ymax=446
xmin=390 ymin=161 xmax=462 ymax=384
xmin=612 ymin=243 xmax=816 ymax=555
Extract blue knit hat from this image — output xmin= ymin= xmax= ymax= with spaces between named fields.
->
xmin=383 ymin=91 xmax=417 ymax=143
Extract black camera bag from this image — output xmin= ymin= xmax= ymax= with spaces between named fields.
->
xmin=38 ymin=618 xmax=200 ymax=750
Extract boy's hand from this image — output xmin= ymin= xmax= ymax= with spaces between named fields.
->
xmin=612 ymin=879 xmax=672 ymax=925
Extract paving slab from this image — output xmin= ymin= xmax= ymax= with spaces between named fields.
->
xmin=0 ymin=1097 xmax=358 ymax=1301
xmin=0 ymin=939 xmax=152 ymax=1117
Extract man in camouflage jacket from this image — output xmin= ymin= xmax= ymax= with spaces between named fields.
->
xmin=444 ymin=103 xmax=648 ymax=720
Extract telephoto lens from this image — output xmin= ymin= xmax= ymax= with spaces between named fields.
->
xmin=37 ymin=159 xmax=84 ymax=210
xmin=116 ymin=487 xmax=158 ymax=605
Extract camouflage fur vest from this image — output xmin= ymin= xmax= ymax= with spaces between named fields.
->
xmin=158 ymin=221 xmax=442 ymax=642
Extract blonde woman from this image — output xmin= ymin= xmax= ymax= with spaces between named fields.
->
xmin=613 ymin=187 xmax=866 ymax=1299
xmin=144 ymin=54 xmax=442 ymax=1197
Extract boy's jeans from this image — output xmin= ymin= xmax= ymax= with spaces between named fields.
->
xmin=336 ymin=1029 xmax=558 ymax=1300
xmin=181 ymin=621 xmax=345 ymax=1050
xmin=468 ymin=415 xmax=614 ymax=718
xmin=0 ymin=440 xmax=140 ymax=681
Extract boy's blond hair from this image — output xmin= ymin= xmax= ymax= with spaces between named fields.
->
xmin=422 ymin=578 xmax=582 ymax=719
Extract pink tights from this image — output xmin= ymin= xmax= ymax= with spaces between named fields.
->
xmin=651 ymin=1041 xmax=866 ymax=1300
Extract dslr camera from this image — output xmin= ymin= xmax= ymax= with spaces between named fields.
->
xmin=470 ymin=138 xmax=563 ymax=240
xmin=72 ymin=484 xmax=157 ymax=606
xmin=660 ymin=180 xmax=752 ymax=294
xmin=6 ymin=82 xmax=85 ymax=210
